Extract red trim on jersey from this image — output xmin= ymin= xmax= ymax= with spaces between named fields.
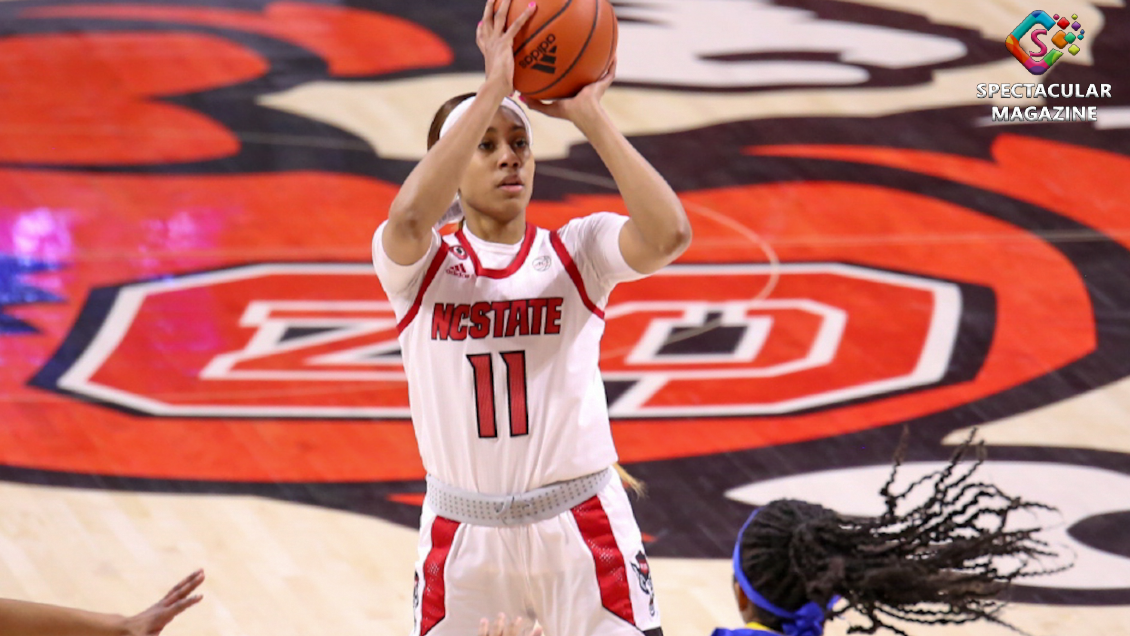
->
xmin=571 ymin=496 xmax=636 ymax=626
xmin=549 ymin=230 xmax=605 ymax=319
xmin=455 ymin=223 xmax=536 ymax=279
xmin=397 ymin=242 xmax=450 ymax=334
xmin=419 ymin=516 xmax=460 ymax=636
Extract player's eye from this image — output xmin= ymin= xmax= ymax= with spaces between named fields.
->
xmin=478 ymin=140 xmax=495 ymax=152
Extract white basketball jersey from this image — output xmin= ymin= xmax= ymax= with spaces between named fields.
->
xmin=385 ymin=222 xmax=620 ymax=495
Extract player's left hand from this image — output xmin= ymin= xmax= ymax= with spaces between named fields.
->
xmin=477 ymin=612 xmax=543 ymax=636
xmin=521 ymin=57 xmax=616 ymax=127
xmin=121 ymin=570 xmax=205 ymax=636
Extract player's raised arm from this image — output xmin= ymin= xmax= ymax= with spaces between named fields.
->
xmin=383 ymin=0 xmax=537 ymax=266
xmin=523 ymin=58 xmax=692 ymax=275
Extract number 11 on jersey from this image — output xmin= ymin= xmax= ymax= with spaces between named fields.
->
xmin=466 ymin=351 xmax=529 ymax=438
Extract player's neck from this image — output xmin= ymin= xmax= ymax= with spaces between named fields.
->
xmin=462 ymin=212 xmax=526 ymax=245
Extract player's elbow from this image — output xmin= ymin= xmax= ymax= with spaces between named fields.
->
xmin=659 ymin=216 xmax=692 ymax=259
xmin=672 ymin=218 xmax=693 ymax=254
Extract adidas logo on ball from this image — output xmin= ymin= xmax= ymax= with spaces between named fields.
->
xmin=508 ymin=0 xmax=616 ymax=99
xmin=520 ymin=33 xmax=558 ymax=74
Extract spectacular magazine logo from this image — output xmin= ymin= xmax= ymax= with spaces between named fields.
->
xmin=1007 ymin=9 xmax=1085 ymax=74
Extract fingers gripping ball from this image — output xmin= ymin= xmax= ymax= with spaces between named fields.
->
xmin=496 ymin=0 xmax=618 ymax=100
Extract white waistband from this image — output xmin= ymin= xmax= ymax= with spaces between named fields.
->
xmin=424 ymin=468 xmax=613 ymax=527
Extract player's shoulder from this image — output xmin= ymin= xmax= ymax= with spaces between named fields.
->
xmin=554 ymin=211 xmax=628 ymax=247
xmin=555 ymin=211 xmax=626 ymax=232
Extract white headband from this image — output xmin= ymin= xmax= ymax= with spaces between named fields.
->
xmin=434 ymin=95 xmax=533 ymax=228
xmin=438 ymin=95 xmax=533 ymax=144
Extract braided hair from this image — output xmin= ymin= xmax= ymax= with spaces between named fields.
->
xmin=736 ymin=434 xmax=1066 ymax=636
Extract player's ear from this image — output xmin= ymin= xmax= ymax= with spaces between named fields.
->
xmin=733 ymin=579 xmax=749 ymax=611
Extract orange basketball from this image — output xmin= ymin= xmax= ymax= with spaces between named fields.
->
xmin=496 ymin=0 xmax=618 ymax=100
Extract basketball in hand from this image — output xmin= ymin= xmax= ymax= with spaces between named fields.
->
xmin=496 ymin=0 xmax=619 ymax=100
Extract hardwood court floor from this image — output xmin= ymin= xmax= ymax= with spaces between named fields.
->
xmin=0 ymin=0 xmax=1128 ymax=634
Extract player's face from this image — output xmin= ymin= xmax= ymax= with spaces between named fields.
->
xmin=458 ymin=108 xmax=535 ymax=224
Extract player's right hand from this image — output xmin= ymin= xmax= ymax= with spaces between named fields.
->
xmin=522 ymin=57 xmax=617 ymax=129
xmin=477 ymin=0 xmax=537 ymax=95
xmin=477 ymin=612 xmax=543 ymax=636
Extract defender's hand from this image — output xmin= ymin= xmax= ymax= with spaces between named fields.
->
xmin=477 ymin=613 xmax=543 ymax=636
xmin=121 ymin=570 xmax=204 ymax=636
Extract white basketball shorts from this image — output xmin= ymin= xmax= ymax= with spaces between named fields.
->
xmin=409 ymin=477 xmax=661 ymax=636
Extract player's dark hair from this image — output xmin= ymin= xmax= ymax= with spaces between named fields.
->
xmin=736 ymin=433 xmax=1065 ymax=636
xmin=427 ymin=93 xmax=477 ymax=150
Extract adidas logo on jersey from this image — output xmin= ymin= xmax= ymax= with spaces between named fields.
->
xmin=445 ymin=263 xmax=471 ymax=278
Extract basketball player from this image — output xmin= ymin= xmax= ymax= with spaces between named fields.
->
xmin=718 ymin=436 xmax=1065 ymax=636
xmin=371 ymin=0 xmax=690 ymax=634
xmin=479 ymin=436 xmax=1065 ymax=636
xmin=0 ymin=569 xmax=203 ymax=636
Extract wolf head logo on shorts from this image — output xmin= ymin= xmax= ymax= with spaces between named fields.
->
xmin=630 ymin=551 xmax=656 ymax=616
xmin=412 ymin=571 xmax=421 ymax=626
